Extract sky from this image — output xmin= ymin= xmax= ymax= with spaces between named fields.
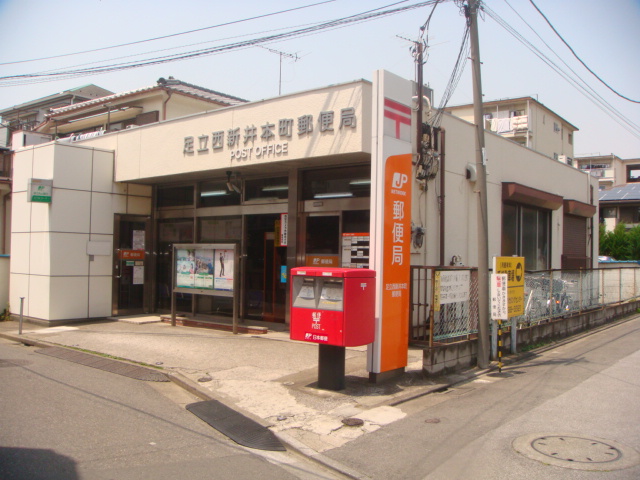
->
xmin=0 ymin=0 xmax=638 ymax=158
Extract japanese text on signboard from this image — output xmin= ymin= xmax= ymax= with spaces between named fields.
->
xmin=183 ymin=108 xmax=357 ymax=162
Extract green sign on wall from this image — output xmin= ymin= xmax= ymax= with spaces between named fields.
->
xmin=28 ymin=179 xmax=53 ymax=203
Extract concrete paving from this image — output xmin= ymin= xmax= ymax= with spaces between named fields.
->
xmin=0 ymin=317 xmax=474 ymax=466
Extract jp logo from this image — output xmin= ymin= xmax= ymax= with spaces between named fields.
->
xmin=392 ymin=172 xmax=408 ymax=189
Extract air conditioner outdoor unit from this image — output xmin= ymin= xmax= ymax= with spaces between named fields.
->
xmin=558 ymin=155 xmax=574 ymax=166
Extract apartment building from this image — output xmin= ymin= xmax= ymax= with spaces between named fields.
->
xmin=446 ymin=96 xmax=578 ymax=163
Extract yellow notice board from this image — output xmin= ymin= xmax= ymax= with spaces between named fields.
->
xmin=493 ymin=257 xmax=525 ymax=317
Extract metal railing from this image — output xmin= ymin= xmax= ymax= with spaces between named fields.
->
xmin=410 ymin=266 xmax=640 ymax=345
xmin=410 ymin=266 xmax=479 ymax=345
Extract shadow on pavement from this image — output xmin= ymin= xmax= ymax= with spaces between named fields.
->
xmin=0 ymin=447 xmax=79 ymax=480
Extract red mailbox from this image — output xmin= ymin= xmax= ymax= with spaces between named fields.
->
xmin=290 ymin=267 xmax=375 ymax=347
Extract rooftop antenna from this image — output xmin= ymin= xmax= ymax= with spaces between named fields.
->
xmin=257 ymin=45 xmax=299 ymax=95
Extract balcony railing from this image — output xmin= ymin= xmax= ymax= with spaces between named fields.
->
xmin=486 ymin=115 xmax=528 ymax=136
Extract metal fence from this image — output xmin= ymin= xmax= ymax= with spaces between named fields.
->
xmin=410 ymin=266 xmax=640 ymax=345
xmin=410 ymin=266 xmax=479 ymax=344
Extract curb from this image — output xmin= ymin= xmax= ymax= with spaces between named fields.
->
xmin=0 ymin=329 xmax=371 ymax=480
xmin=164 ymin=369 xmax=371 ymax=479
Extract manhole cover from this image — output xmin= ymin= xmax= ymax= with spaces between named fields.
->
xmin=532 ymin=436 xmax=621 ymax=463
xmin=342 ymin=418 xmax=364 ymax=427
xmin=513 ymin=433 xmax=640 ymax=471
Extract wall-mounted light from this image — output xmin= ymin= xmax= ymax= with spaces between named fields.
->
xmin=313 ymin=192 xmax=354 ymax=199
xmin=201 ymin=190 xmax=228 ymax=197
xmin=349 ymin=179 xmax=371 ymax=186
xmin=261 ymin=185 xmax=289 ymax=192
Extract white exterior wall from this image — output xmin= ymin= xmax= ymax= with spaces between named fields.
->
xmin=529 ymin=104 xmax=574 ymax=160
xmin=411 ymin=112 xmax=598 ymax=269
xmin=81 ymin=81 xmax=371 ymax=181
xmin=449 ymin=101 xmax=576 ymax=161
xmin=164 ymin=93 xmax=229 ymax=119
xmin=10 ymin=143 xmax=151 ymax=321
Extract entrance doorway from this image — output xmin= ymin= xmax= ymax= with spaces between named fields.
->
xmin=113 ymin=215 xmax=151 ymax=315
xmin=244 ymin=214 xmax=286 ymax=322
xmin=302 ymin=210 xmax=370 ymax=268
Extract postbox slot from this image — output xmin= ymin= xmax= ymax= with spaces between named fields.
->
xmin=292 ymin=277 xmax=320 ymax=309
xmin=318 ymin=279 xmax=344 ymax=312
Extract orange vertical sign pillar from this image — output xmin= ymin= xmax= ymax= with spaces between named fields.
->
xmin=372 ymin=153 xmax=412 ymax=379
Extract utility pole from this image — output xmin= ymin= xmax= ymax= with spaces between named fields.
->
xmin=415 ymin=40 xmax=425 ymax=167
xmin=468 ymin=0 xmax=490 ymax=369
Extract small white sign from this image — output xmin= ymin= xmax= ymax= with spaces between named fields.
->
xmin=133 ymin=266 xmax=144 ymax=285
xmin=438 ymin=270 xmax=470 ymax=304
xmin=491 ymin=273 xmax=509 ymax=320
xmin=280 ymin=213 xmax=288 ymax=247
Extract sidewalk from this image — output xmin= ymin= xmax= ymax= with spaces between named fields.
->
xmin=0 ymin=316 xmax=473 ymax=457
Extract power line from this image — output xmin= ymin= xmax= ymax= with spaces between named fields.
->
xmin=17 ymin=21 xmax=320 ymax=79
xmin=500 ymin=0 xmax=639 ymax=133
xmin=0 ymin=1 xmax=441 ymax=87
xmin=432 ymin=23 xmax=470 ymax=127
xmin=483 ymin=5 xmax=640 ymax=140
xmin=0 ymin=1 xmax=336 ymax=67
xmin=527 ymin=0 xmax=639 ymax=104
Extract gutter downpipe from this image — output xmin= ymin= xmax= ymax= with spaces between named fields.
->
xmin=2 ymin=192 xmax=9 ymax=254
xmin=162 ymin=88 xmax=173 ymax=121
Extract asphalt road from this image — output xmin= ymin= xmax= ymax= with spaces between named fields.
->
xmin=0 ymin=338 xmax=340 ymax=480
xmin=325 ymin=317 xmax=640 ymax=479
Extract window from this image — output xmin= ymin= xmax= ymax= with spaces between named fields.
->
xmin=302 ymin=165 xmax=370 ymax=200
xmin=244 ymin=176 xmax=288 ymax=201
xmin=502 ymin=203 xmax=551 ymax=270
xmin=619 ymin=206 xmax=640 ymax=224
xmin=626 ymin=164 xmax=640 ymax=183
xmin=157 ymin=185 xmax=194 ymax=207
xmin=199 ymin=180 xmax=241 ymax=207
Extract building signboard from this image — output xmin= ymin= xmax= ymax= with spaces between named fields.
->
xmin=493 ymin=256 xmax=525 ymax=317
xmin=119 ymin=249 xmax=145 ymax=260
xmin=341 ymin=232 xmax=370 ymax=268
xmin=183 ymin=107 xmax=357 ymax=163
xmin=433 ymin=270 xmax=471 ymax=311
xmin=491 ymin=273 xmax=509 ymax=320
xmin=280 ymin=213 xmax=288 ymax=247
xmin=378 ymin=153 xmax=412 ymax=373
xmin=28 ymin=178 xmax=53 ymax=203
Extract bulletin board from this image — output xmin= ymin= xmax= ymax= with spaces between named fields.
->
xmin=171 ymin=243 xmax=240 ymax=332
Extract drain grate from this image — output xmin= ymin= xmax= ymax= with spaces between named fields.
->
xmin=513 ymin=433 xmax=640 ymax=471
xmin=35 ymin=347 xmax=169 ymax=382
xmin=187 ymin=400 xmax=285 ymax=451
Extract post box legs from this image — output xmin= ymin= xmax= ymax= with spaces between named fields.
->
xmin=318 ymin=344 xmax=346 ymax=391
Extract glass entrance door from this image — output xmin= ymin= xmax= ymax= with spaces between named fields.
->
xmin=302 ymin=210 xmax=370 ymax=268
xmin=304 ymin=215 xmax=340 ymax=267
xmin=113 ymin=215 xmax=151 ymax=315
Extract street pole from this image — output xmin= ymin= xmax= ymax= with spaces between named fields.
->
xmin=416 ymin=40 xmax=424 ymax=163
xmin=468 ymin=0 xmax=490 ymax=369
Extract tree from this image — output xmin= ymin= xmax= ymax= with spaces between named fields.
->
xmin=599 ymin=222 xmax=640 ymax=260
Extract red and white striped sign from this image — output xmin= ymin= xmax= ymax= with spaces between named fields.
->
xmin=384 ymin=98 xmax=412 ymax=141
